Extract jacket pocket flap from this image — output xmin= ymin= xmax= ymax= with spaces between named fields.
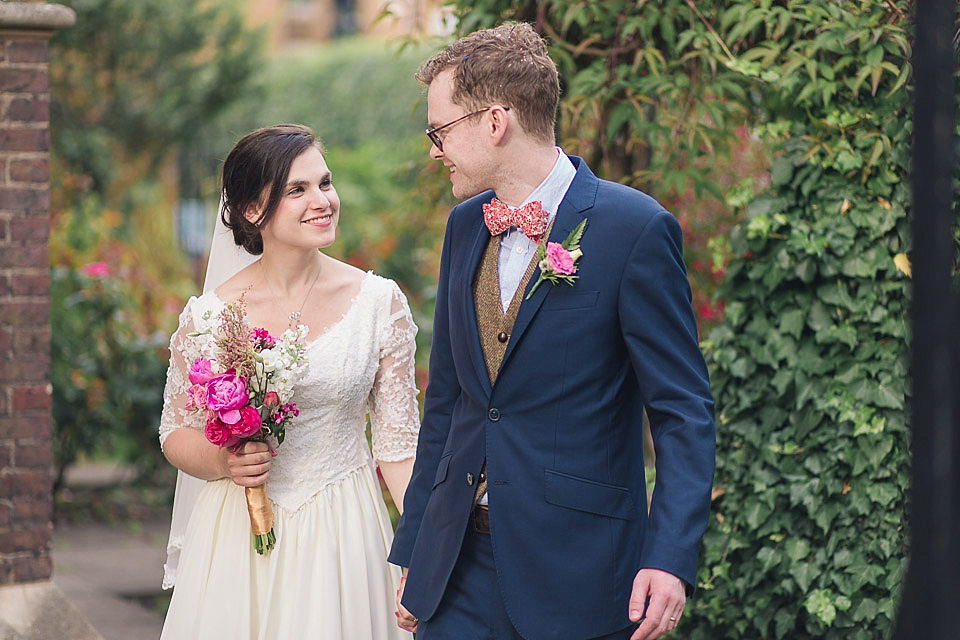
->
xmin=542 ymin=290 xmax=599 ymax=311
xmin=544 ymin=469 xmax=633 ymax=520
xmin=433 ymin=453 xmax=452 ymax=488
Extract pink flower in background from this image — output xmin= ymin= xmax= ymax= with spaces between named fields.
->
xmin=81 ymin=262 xmax=111 ymax=278
xmin=231 ymin=406 xmax=263 ymax=438
xmin=205 ymin=417 xmax=240 ymax=449
xmin=189 ymin=358 xmax=216 ymax=385
xmin=185 ymin=384 xmax=208 ymax=410
xmin=205 ymin=371 xmax=249 ymax=424
xmin=545 ymin=242 xmax=578 ymax=275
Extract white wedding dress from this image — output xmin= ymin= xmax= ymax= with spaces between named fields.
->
xmin=158 ymin=272 xmax=419 ymax=640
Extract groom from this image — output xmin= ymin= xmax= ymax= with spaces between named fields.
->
xmin=390 ymin=22 xmax=716 ymax=640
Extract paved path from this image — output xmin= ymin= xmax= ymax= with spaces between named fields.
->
xmin=50 ymin=464 xmax=169 ymax=640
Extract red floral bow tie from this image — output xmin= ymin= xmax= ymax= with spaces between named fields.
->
xmin=482 ymin=198 xmax=548 ymax=241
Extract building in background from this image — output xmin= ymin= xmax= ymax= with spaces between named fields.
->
xmin=246 ymin=0 xmax=449 ymax=50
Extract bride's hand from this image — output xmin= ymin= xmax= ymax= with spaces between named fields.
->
xmin=223 ymin=441 xmax=275 ymax=487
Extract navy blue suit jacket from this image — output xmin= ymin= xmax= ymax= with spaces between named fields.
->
xmin=388 ymin=157 xmax=715 ymax=640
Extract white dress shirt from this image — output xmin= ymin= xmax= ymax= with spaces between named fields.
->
xmin=496 ymin=149 xmax=577 ymax=311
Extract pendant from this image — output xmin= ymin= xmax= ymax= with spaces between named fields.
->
xmin=289 ymin=311 xmax=301 ymax=323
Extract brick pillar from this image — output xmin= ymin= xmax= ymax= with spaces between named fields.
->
xmin=0 ymin=1 xmax=75 ymax=587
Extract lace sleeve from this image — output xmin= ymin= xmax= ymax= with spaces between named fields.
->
xmin=158 ymin=299 xmax=206 ymax=450
xmin=368 ymin=281 xmax=421 ymax=463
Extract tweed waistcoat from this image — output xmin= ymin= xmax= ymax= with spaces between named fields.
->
xmin=472 ymin=235 xmax=543 ymax=385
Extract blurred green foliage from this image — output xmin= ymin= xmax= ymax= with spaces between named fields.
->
xmin=50 ymin=265 xmax=169 ymax=493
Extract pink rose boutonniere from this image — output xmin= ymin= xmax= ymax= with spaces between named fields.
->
xmin=526 ymin=218 xmax=587 ymax=300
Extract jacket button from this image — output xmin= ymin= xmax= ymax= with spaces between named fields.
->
xmin=466 ymin=473 xmax=474 ymax=486
xmin=497 ymin=331 xmax=509 ymax=343
xmin=488 ymin=408 xmax=500 ymax=421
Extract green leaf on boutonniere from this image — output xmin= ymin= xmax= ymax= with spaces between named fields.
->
xmin=526 ymin=218 xmax=588 ymax=299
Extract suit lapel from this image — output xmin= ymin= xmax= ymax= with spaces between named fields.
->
xmin=501 ymin=158 xmax=598 ymax=369
xmin=461 ymin=202 xmax=495 ymax=396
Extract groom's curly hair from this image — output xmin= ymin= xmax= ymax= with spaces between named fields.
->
xmin=416 ymin=22 xmax=560 ymax=144
xmin=220 ymin=124 xmax=324 ymax=255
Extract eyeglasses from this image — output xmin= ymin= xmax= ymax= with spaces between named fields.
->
xmin=425 ymin=106 xmax=509 ymax=152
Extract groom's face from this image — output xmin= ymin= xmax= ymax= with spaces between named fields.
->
xmin=426 ymin=69 xmax=496 ymax=200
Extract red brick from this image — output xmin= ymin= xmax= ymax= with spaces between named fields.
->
xmin=0 ymin=390 xmax=7 ymax=414
xmin=0 ymin=330 xmax=8 ymax=354
xmin=0 ymin=69 xmax=47 ymax=93
xmin=0 ymin=356 xmax=50 ymax=384
xmin=6 ymin=41 xmax=48 ymax=64
xmin=0 ymin=246 xmax=48 ymax=269
xmin=9 ymin=470 xmax=51 ymax=500
xmin=13 ymin=554 xmax=52 ymax=583
xmin=11 ymin=328 xmax=49 ymax=353
xmin=0 ymin=186 xmax=49 ymax=212
xmin=12 ymin=500 xmax=51 ymax=523
xmin=9 ymin=157 xmax=48 ymax=182
xmin=0 ymin=301 xmax=48 ymax=326
xmin=0 ymin=157 xmax=6 ymax=179
xmin=4 ymin=97 xmax=49 ymax=124
xmin=8 ymin=217 xmax=48 ymax=242
xmin=0 ymin=129 xmax=48 ymax=153
xmin=0 ymin=415 xmax=51 ymax=439
xmin=0 ymin=504 xmax=10 ymax=528
xmin=2 ymin=272 xmax=48 ymax=297
xmin=0 ymin=527 xmax=49 ymax=554
xmin=12 ymin=386 xmax=49 ymax=411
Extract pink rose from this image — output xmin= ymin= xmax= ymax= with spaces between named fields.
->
xmin=188 ymin=358 xmax=215 ymax=385
xmin=205 ymin=371 xmax=249 ymax=424
xmin=205 ymin=417 xmax=240 ymax=448
xmin=545 ymin=242 xmax=577 ymax=275
xmin=263 ymin=391 xmax=280 ymax=409
xmin=81 ymin=262 xmax=111 ymax=278
xmin=230 ymin=406 xmax=262 ymax=438
xmin=185 ymin=384 xmax=208 ymax=410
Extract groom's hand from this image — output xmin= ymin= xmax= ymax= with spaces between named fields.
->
xmin=628 ymin=568 xmax=685 ymax=640
xmin=395 ymin=569 xmax=419 ymax=633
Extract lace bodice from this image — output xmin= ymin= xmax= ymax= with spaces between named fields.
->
xmin=158 ymin=272 xmax=420 ymax=512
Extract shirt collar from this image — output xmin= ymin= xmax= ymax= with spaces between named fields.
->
xmin=518 ymin=148 xmax=576 ymax=219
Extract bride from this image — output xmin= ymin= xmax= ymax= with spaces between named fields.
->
xmin=158 ymin=124 xmax=419 ymax=639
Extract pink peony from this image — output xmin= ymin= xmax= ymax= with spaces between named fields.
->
xmin=188 ymin=358 xmax=216 ymax=385
xmin=545 ymin=242 xmax=577 ymax=275
xmin=81 ymin=262 xmax=111 ymax=278
xmin=185 ymin=384 xmax=208 ymax=410
xmin=205 ymin=417 xmax=240 ymax=448
xmin=205 ymin=371 xmax=249 ymax=424
xmin=230 ymin=406 xmax=262 ymax=438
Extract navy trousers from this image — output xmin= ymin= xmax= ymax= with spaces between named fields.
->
xmin=416 ymin=523 xmax=636 ymax=640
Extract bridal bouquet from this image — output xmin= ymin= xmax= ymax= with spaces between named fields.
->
xmin=186 ymin=299 xmax=309 ymax=554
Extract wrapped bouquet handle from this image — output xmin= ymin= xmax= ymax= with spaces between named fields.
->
xmin=245 ymin=484 xmax=276 ymax=554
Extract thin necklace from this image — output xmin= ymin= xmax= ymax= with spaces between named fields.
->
xmin=260 ymin=259 xmax=323 ymax=328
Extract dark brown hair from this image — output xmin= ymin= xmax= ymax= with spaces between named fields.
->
xmin=220 ymin=124 xmax=323 ymax=255
xmin=416 ymin=22 xmax=560 ymax=144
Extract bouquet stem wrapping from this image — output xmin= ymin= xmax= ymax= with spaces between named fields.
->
xmin=245 ymin=484 xmax=276 ymax=555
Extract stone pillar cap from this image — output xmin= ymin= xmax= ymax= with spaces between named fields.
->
xmin=0 ymin=2 xmax=76 ymax=30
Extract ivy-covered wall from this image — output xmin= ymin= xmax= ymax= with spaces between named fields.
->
xmin=689 ymin=3 xmax=912 ymax=638
xmin=438 ymin=1 xmax=933 ymax=638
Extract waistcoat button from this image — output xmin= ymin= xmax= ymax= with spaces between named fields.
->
xmin=497 ymin=331 xmax=509 ymax=343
